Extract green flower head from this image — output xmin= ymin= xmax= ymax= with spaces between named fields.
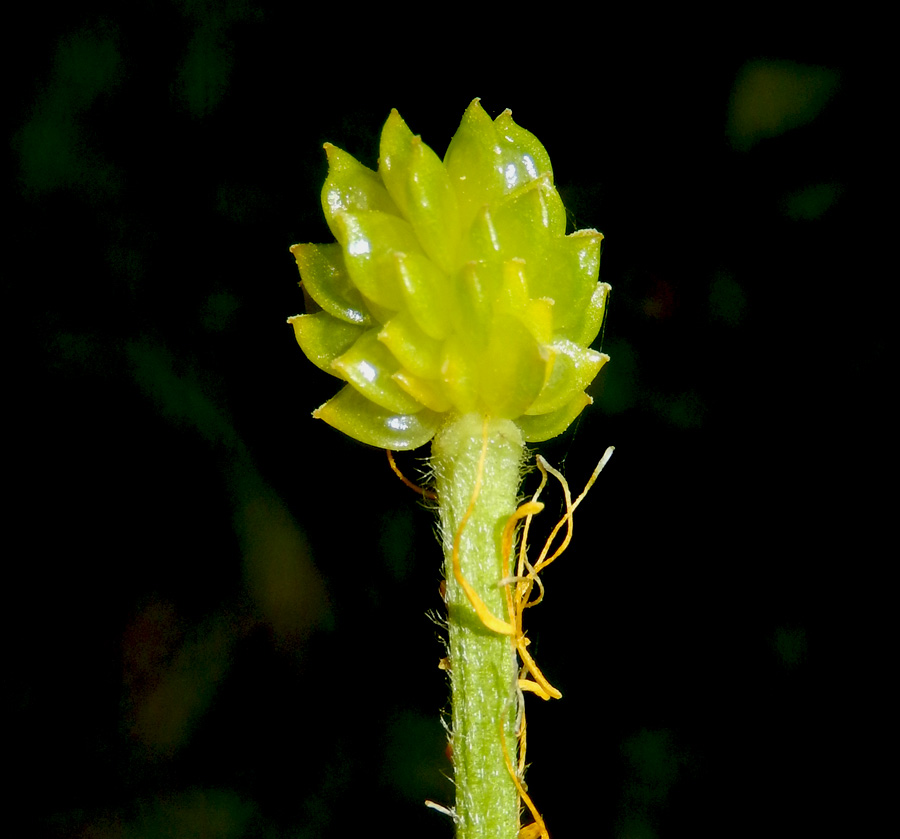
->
xmin=289 ymin=99 xmax=610 ymax=450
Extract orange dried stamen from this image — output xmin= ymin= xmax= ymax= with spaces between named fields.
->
xmin=501 ymin=722 xmax=550 ymax=839
xmin=386 ymin=449 xmax=437 ymax=499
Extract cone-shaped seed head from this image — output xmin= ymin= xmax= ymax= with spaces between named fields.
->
xmin=289 ymin=99 xmax=610 ymax=450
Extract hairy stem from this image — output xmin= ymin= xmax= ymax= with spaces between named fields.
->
xmin=432 ymin=413 xmax=525 ymax=839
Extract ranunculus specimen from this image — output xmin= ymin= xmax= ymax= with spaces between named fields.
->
xmin=289 ymin=99 xmax=609 ymax=450
xmin=288 ymin=100 xmax=613 ymax=839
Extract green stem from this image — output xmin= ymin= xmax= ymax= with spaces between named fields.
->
xmin=432 ymin=413 xmax=525 ymax=839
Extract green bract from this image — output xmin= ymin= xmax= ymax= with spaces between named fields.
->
xmin=289 ymin=99 xmax=610 ymax=450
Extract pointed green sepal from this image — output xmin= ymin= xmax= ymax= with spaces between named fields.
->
xmin=578 ymin=282 xmax=612 ymax=347
xmin=288 ymin=312 xmax=365 ymax=376
xmin=393 ymin=370 xmax=454 ymax=413
xmin=331 ymin=328 xmax=425 ymax=415
xmin=334 ymin=211 xmax=422 ymax=311
xmin=312 ymin=385 xmax=441 ymax=450
xmin=321 ymin=143 xmax=400 ymax=240
xmin=378 ymin=310 xmax=443 ymax=381
xmin=526 ymin=342 xmax=608 ymax=416
xmin=290 ymin=242 xmax=373 ymax=326
xmin=536 ymin=230 xmax=603 ymax=338
xmin=516 ymin=392 xmax=593 ymax=442
xmin=379 ymin=110 xmax=461 ymax=273
xmin=395 ymin=251 xmax=456 ymax=340
xmin=492 ymin=108 xmax=554 ymax=188
xmin=444 ymin=98 xmax=523 ymax=234
xmin=480 ymin=313 xmax=549 ymax=418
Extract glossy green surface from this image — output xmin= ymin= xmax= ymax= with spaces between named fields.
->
xmin=289 ymin=100 xmax=610 ymax=449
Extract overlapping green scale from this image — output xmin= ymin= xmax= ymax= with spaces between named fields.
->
xmin=288 ymin=99 xmax=610 ymax=450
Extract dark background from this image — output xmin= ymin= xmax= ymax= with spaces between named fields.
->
xmin=10 ymin=7 xmax=881 ymax=838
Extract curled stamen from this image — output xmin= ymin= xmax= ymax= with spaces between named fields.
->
xmin=502 ymin=500 xmax=545 ymax=625
xmin=502 ymin=447 xmax=617 ymax=703
xmin=456 ymin=439 xmax=614 ymax=833
xmin=521 ymin=446 xmax=616 ymax=609
xmin=500 ymin=723 xmax=550 ymax=839
xmin=386 ymin=449 xmax=437 ymax=499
